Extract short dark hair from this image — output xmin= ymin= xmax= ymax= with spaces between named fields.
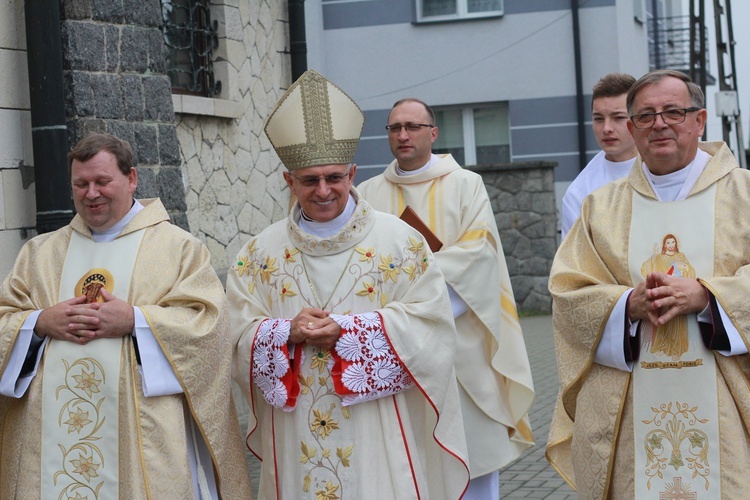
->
xmin=592 ymin=73 xmax=636 ymax=103
xmin=390 ymin=98 xmax=436 ymax=124
xmin=68 ymin=132 xmax=134 ymax=176
xmin=626 ymin=70 xmax=705 ymax=114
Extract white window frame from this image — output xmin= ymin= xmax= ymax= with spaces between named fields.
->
xmin=416 ymin=0 xmax=504 ymax=23
xmin=433 ymin=103 xmax=510 ymax=166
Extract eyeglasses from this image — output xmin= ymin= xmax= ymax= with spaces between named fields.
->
xmin=630 ymin=107 xmax=702 ymax=129
xmin=290 ymin=168 xmax=352 ymax=188
xmin=385 ymin=123 xmax=434 ymax=134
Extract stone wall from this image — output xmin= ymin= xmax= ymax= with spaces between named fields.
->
xmin=174 ymin=1 xmax=290 ymax=276
xmin=61 ymin=0 xmax=187 ymax=227
xmin=474 ymin=162 xmax=557 ymax=313
xmin=0 ymin=0 xmax=34 ymax=279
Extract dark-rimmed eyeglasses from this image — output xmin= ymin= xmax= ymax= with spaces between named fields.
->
xmin=385 ymin=123 xmax=434 ymax=134
xmin=630 ymin=107 xmax=702 ymax=129
xmin=290 ymin=167 xmax=352 ymax=189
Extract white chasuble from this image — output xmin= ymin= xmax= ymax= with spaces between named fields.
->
xmin=41 ymin=230 xmax=144 ymax=500
xmin=228 ymin=192 xmax=469 ymax=499
xmin=630 ymin=186 xmax=721 ymax=498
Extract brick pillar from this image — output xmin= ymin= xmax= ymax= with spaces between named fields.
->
xmin=60 ymin=0 xmax=188 ymax=229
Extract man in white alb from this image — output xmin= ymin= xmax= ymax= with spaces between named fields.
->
xmin=560 ymin=73 xmax=637 ymax=239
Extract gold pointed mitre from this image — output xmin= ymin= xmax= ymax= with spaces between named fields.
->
xmin=264 ymin=70 xmax=365 ymax=170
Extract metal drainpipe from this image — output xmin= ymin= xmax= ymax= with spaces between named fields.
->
xmin=288 ymin=0 xmax=308 ymax=81
xmin=571 ymin=0 xmax=587 ymax=171
xmin=24 ymin=0 xmax=74 ymax=234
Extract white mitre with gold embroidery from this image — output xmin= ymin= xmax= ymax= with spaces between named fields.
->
xmin=264 ymin=69 xmax=365 ymax=170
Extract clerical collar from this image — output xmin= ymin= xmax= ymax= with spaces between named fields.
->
xmin=91 ymin=199 xmax=144 ymax=243
xmin=642 ymin=149 xmax=711 ymax=202
xmin=603 ymin=155 xmax=636 ymax=168
xmin=397 ymin=154 xmax=440 ymax=176
xmin=298 ymin=194 xmax=357 ymax=238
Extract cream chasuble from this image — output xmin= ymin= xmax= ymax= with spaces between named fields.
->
xmin=0 ymin=199 xmax=253 ymax=499
xmin=547 ymin=143 xmax=750 ymax=499
xmin=41 ymin=230 xmax=144 ymax=499
xmin=359 ymin=154 xmax=534 ymax=475
xmin=228 ymin=191 xmax=469 ymax=499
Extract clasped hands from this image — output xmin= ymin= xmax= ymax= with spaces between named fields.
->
xmin=628 ymin=272 xmax=708 ymax=326
xmin=289 ymin=307 xmax=342 ymax=351
xmin=35 ymin=289 xmax=135 ymax=345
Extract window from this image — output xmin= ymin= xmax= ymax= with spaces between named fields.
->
xmin=432 ymin=103 xmax=510 ymax=166
xmin=161 ymin=0 xmax=221 ymax=97
xmin=417 ymin=0 xmax=503 ymax=22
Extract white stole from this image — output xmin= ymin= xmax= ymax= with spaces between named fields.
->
xmin=629 ymin=186 xmax=721 ymax=498
xmin=41 ymin=229 xmax=145 ymax=500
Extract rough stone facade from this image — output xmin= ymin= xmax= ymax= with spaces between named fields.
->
xmin=61 ymin=0 xmax=187 ymax=227
xmin=175 ymin=1 xmax=290 ymax=276
xmin=475 ymin=162 xmax=557 ymax=313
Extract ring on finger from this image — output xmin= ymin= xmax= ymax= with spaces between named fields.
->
xmin=307 ymin=321 xmax=314 ymax=328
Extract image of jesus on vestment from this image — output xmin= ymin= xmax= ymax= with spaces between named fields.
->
xmin=640 ymin=234 xmax=696 ymax=358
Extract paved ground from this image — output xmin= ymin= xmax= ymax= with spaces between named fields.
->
xmin=497 ymin=314 xmax=575 ymax=499
xmin=237 ymin=314 xmax=576 ymax=499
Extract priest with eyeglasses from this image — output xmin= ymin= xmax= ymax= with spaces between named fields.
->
xmin=547 ymin=69 xmax=750 ymax=498
xmin=227 ymin=70 xmax=469 ymax=499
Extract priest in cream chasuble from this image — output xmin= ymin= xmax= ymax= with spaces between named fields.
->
xmin=548 ymin=139 xmax=750 ymax=497
xmin=0 ymin=133 xmax=252 ymax=499
xmin=358 ymin=98 xmax=534 ymax=490
xmin=228 ymin=70 xmax=469 ymax=499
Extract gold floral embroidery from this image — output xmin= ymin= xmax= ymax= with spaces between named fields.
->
xmin=70 ymin=453 xmax=100 ymax=482
xmin=311 ymin=403 xmax=340 ymax=438
xmin=280 ymin=282 xmax=297 ymax=302
xmin=407 ymin=236 xmax=424 ymax=253
xmin=55 ymin=358 xmax=107 ymax=498
xmin=284 ymin=247 xmax=300 ymax=262
xmin=299 ymin=374 xmax=314 ymax=395
xmin=403 ymin=263 xmax=418 ymax=282
xmin=337 ymin=445 xmax=353 ymax=467
xmin=316 ymin=481 xmax=340 ymax=500
xmin=260 ymin=257 xmax=278 ymax=283
xmin=235 ymin=255 xmax=251 ymax=277
xmin=379 ymin=291 xmax=388 ymax=308
xmin=310 ymin=349 xmax=331 ymax=373
xmin=378 ymin=255 xmax=400 ymax=282
xmin=72 ymin=369 xmax=102 ymax=398
xmin=355 ymin=281 xmax=376 ymax=301
xmin=355 ymin=246 xmax=376 ymax=262
xmin=64 ymin=408 xmax=92 ymax=434
xmin=300 ymin=441 xmax=317 ymax=464
xmin=642 ymin=401 xmax=710 ymax=489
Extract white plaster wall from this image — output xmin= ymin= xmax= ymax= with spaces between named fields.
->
xmin=175 ymin=0 xmax=291 ymax=275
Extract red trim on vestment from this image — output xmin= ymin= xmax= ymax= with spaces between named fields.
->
xmin=393 ymin=396 xmax=421 ymax=499
xmin=272 ymin=408 xmax=281 ymax=500
xmin=377 ymin=311 xmax=471 ymax=495
xmin=246 ymin=320 xmax=263 ymax=460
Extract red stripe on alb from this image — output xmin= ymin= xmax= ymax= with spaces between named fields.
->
xmin=393 ymin=396 xmax=421 ymax=499
xmin=271 ymin=409 xmax=281 ymax=500
xmin=376 ymin=311 xmax=470 ymax=496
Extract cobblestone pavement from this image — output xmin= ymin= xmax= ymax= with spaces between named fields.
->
xmin=498 ymin=314 xmax=575 ymax=499
xmin=237 ymin=314 xmax=576 ymax=499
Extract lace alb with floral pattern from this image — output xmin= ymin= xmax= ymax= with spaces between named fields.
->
xmin=252 ymin=312 xmax=412 ymax=409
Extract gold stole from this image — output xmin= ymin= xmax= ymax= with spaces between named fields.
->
xmin=41 ymin=230 xmax=145 ymax=500
xmin=630 ymin=187 xmax=721 ymax=498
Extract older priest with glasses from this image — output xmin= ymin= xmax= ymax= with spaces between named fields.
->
xmin=227 ymin=70 xmax=469 ymax=499
xmin=547 ymin=69 xmax=750 ymax=498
